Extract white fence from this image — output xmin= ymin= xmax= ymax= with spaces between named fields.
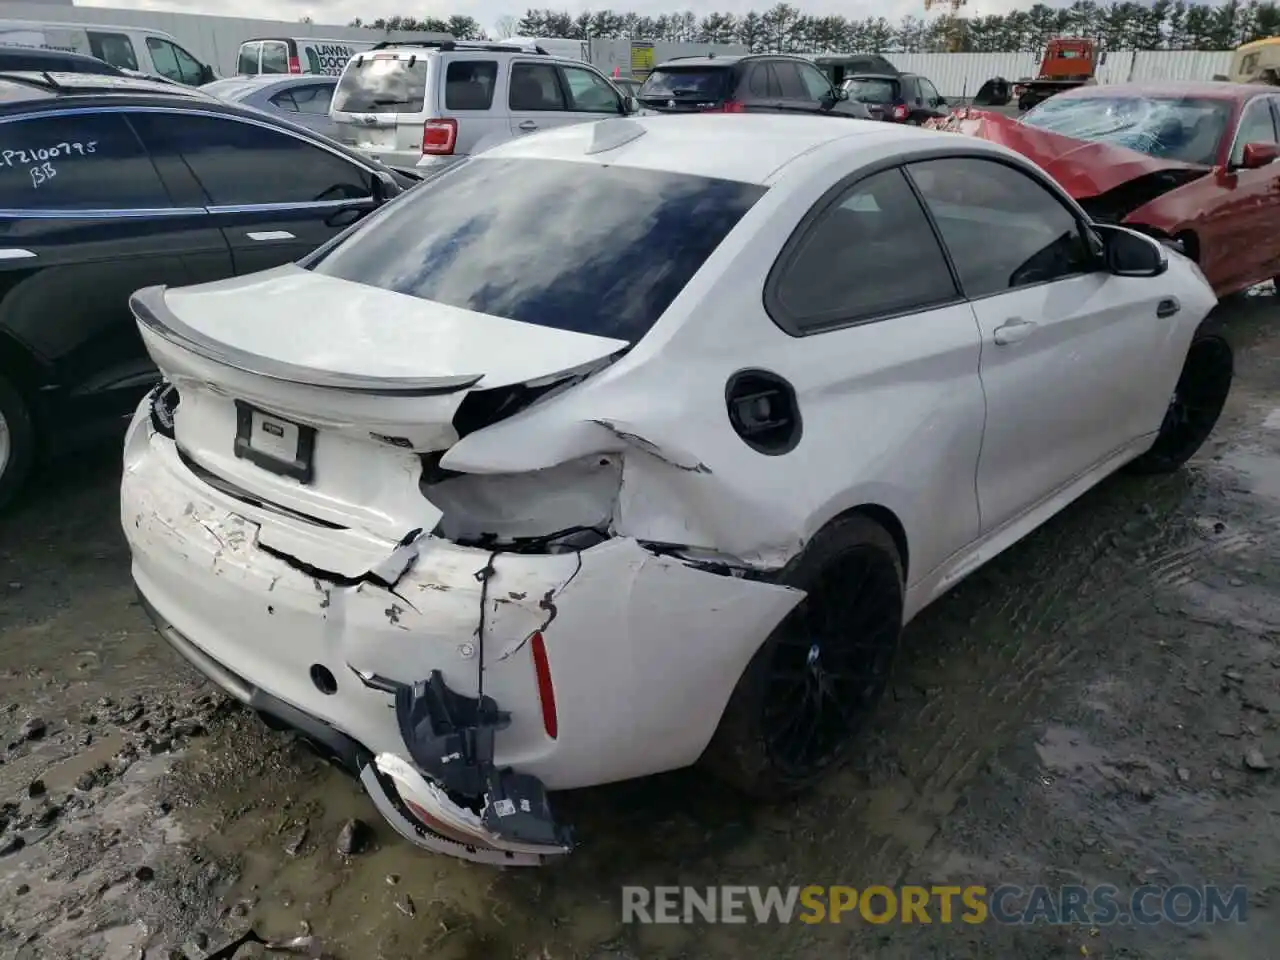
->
xmin=883 ymin=50 xmax=1234 ymax=98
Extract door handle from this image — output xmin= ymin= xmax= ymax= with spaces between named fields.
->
xmin=0 ymin=248 xmax=36 ymax=260
xmin=993 ymin=318 xmax=1037 ymax=345
xmin=518 ymin=120 xmax=538 ymax=131
xmin=246 ymin=231 xmax=295 ymax=241
xmin=1156 ymin=297 xmax=1180 ymax=318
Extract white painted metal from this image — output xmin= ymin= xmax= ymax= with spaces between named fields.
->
xmin=0 ymin=0 xmax=451 ymax=77
xmin=851 ymin=49 xmax=1236 ymax=98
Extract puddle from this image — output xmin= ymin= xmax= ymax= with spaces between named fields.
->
xmin=1213 ymin=448 xmax=1280 ymax=501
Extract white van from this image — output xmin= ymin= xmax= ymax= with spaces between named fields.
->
xmin=237 ymin=37 xmax=375 ymax=77
xmin=0 ymin=19 xmax=216 ymax=85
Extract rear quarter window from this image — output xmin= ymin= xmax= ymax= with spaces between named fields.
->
xmin=333 ymin=54 xmax=428 ymax=113
xmin=445 ymin=60 xmax=497 ymax=110
xmin=305 ymin=157 xmax=766 ymax=342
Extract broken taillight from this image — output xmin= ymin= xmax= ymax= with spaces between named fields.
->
xmin=529 ymin=631 xmax=558 ymax=740
xmin=891 ymin=103 xmax=909 ymax=121
xmin=422 ymin=118 xmax=458 ymax=155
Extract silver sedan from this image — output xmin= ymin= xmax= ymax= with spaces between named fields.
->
xmin=200 ymin=75 xmax=338 ymax=139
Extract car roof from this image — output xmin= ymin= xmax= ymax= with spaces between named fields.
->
xmin=0 ymin=46 xmax=110 ymax=63
xmin=0 ymin=18 xmax=178 ymax=37
xmin=1056 ymin=80 xmax=1268 ymax=101
xmin=480 ymin=113 xmax=992 ymax=185
xmin=0 ymin=71 xmax=209 ymax=106
xmin=652 ymin=55 xmax=744 ymax=68
xmin=0 ymin=72 xmax=222 ymax=113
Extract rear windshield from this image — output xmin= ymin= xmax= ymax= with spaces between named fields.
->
xmin=844 ymin=77 xmax=898 ymax=104
xmin=306 ymin=157 xmax=766 ymax=342
xmin=638 ymin=67 xmax=729 ymax=101
xmin=332 ymin=53 xmax=427 ymax=113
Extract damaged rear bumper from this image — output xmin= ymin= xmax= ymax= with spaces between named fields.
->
xmin=120 ymin=407 xmax=802 ymax=863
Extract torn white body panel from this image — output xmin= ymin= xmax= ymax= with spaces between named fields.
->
xmin=122 ymin=408 xmax=801 ymax=790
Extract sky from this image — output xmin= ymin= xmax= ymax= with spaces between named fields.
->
xmin=78 ymin=0 xmax=1041 ymax=36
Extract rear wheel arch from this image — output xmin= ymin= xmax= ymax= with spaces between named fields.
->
xmin=703 ymin=508 xmax=907 ymax=796
xmin=804 ymin=502 xmax=910 ymax=584
xmin=0 ymin=332 xmax=45 ymax=401
xmin=0 ymin=333 xmax=42 ymax=511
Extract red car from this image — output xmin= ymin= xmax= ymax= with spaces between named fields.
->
xmin=928 ymin=82 xmax=1280 ymax=297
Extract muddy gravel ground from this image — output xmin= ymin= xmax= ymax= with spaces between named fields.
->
xmin=3 ymin=291 xmax=1280 ymax=959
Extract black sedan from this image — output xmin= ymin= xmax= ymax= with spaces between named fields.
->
xmin=0 ymin=71 xmax=417 ymax=509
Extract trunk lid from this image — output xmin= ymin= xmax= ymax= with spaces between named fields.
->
xmin=131 ymin=266 xmax=626 ymax=543
xmin=930 ymin=109 xmax=1209 ymax=198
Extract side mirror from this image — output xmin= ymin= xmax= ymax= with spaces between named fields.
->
xmin=1094 ymin=223 xmax=1168 ymax=278
xmin=1099 ymin=51 xmax=1108 ymax=65
xmin=371 ymin=170 xmax=399 ymax=205
xmin=1240 ymin=141 xmax=1279 ymax=169
xmin=621 ymin=95 xmax=638 ymax=114
xmin=201 ymin=64 xmax=215 ymax=84
xmin=836 ymin=87 xmax=849 ymax=101
xmin=936 ymin=95 xmax=948 ymax=105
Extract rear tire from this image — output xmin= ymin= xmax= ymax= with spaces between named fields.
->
xmin=702 ymin=514 xmax=904 ymax=798
xmin=1125 ymin=326 xmax=1233 ymax=475
xmin=0 ymin=372 xmax=34 ymax=513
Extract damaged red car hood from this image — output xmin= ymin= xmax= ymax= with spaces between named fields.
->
xmin=928 ymin=109 xmax=1209 ymax=198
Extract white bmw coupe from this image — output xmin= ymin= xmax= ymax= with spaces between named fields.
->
xmin=121 ymin=113 xmax=1231 ymax=864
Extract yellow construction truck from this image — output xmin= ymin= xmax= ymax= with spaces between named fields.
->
xmin=1226 ymin=36 xmax=1280 ymax=85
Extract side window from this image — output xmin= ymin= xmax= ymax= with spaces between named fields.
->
xmin=508 ymin=62 xmax=566 ymax=111
xmin=1231 ymin=98 xmax=1279 ymax=166
xmin=146 ymin=38 xmax=202 ymax=84
xmin=748 ymin=63 xmax=780 ymax=99
xmin=87 ymin=31 xmax=139 ymax=71
xmin=798 ymin=62 xmax=833 ymax=100
xmin=920 ymin=79 xmax=941 ymax=104
xmin=260 ymin=40 xmax=289 ymax=76
xmin=445 ymin=60 xmax=497 ymax=110
xmin=771 ymin=62 xmax=808 ymax=100
xmin=291 ymin=84 xmax=334 ymax=115
xmin=129 ymin=112 xmax=373 ymax=207
xmin=0 ymin=113 xmax=170 ymax=210
xmin=771 ymin=168 xmax=958 ymax=330
xmin=269 ymin=90 xmax=300 ymax=112
xmin=171 ymin=42 xmax=206 ymax=85
xmin=237 ymin=42 xmax=260 ymax=75
xmin=908 ymin=157 xmax=1094 ymax=298
xmin=560 ymin=66 xmax=620 ymax=112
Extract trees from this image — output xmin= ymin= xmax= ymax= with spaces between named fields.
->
xmin=375 ymin=1 xmax=1278 ymax=51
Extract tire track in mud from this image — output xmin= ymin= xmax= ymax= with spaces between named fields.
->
xmin=767 ymin=469 xmax=1280 ymax=921
xmin=775 ymin=314 xmax=1280 ymax=939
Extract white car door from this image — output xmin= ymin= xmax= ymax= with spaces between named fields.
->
xmin=507 ymin=60 xmax=578 ymax=139
xmin=906 ymin=156 xmax=1173 ymax=535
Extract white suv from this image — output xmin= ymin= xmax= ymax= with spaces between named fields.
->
xmin=328 ymin=39 xmax=637 ymax=171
